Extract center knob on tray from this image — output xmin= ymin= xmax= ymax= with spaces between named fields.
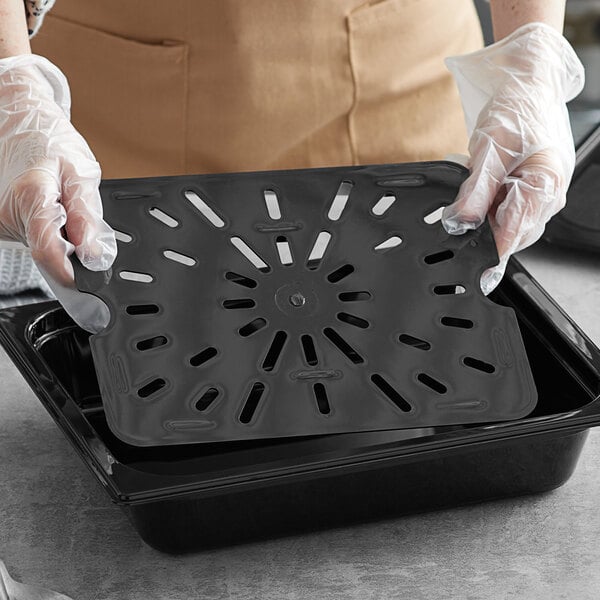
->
xmin=289 ymin=292 xmax=306 ymax=307
xmin=274 ymin=282 xmax=319 ymax=317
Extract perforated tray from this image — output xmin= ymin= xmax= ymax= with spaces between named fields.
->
xmin=73 ymin=161 xmax=538 ymax=446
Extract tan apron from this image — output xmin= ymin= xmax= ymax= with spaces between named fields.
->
xmin=31 ymin=0 xmax=483 ymax=179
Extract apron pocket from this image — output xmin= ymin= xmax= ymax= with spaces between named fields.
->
xmin=31 ymin=14 xmax=189 ymax=178
xmin=346 ymin=0 xmax=483 ymax=163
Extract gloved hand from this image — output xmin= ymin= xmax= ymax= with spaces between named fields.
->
xmin=0 ymin=54 xmax=116 ymax=331
xmin=441 ymin=23 xmax=585 ymax=294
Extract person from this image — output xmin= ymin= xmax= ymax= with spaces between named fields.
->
xmin=0 ymin=0 xmax=585 ymax=331
xmin=0 ymin=2 xmax=587 ymax=594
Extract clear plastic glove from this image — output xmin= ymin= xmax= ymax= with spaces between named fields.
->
xmin=0 ymin=54 xmax=116 ymax=332
xmin=441 ymin=23 xmax=585 ymax=294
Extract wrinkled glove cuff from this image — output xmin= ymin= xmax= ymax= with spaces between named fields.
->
xmin=0 ymin=53 xmax=71 ymax=119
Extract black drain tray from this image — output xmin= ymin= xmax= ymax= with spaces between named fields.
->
xmin=72 ymin=161 xmax=536 ymax=445
xmin=0 ymin=258 xmax=599 ymax=553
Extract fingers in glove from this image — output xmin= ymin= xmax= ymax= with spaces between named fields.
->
xmin=480 ymin=151 xmax=567 ymax=294
xmin=491 ymin=151 xmax=566 ymax=258
xmin=480 ymin=263 xmax=506 ymax=296
xmin=13 ymin=169 xmax=76 ymax=287
xmin=60 ymin=157 xmax=117 ymax=271
xmin=442 ymin=128 xmax=511 ymax=235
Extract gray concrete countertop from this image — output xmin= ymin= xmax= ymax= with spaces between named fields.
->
xmin=0 ymin=241 xmax=599 ymax=600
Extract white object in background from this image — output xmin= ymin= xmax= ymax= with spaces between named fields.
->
xmin=0 ymin=559 xmax=74 ymax=600
xmin=0 ymin=245 xmax=52 ymax=297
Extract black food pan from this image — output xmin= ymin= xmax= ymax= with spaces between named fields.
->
xmin=0 ymin=258 xmax=599 ymax=554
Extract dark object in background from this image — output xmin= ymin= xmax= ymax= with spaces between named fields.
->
xmin=545 ymin=124 xmax=600 ymax=252
xmin=71 ymin=162 xmax=537 ymax=446
xmin=0 ymin=258 xmax=598 ymax=553
xmin=564 ymin=0 xmax=600 ymax=109
xmin=473 ymin=0 xmax=493 ymax=46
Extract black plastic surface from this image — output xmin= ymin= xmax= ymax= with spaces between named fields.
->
xmin=72 ymin=162 xmax=537 ymax=446
xmin=0 ymin=258 xmax=598 ymax=553
xmin=545 ymin=123 xmax=600 ymax=252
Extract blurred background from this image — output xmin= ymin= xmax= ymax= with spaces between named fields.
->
xmin=475 ymin=0 xmax=600 ymax=145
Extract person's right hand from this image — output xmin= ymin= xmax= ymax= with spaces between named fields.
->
xmin=0 ymin=54 xmax=116 ymax=289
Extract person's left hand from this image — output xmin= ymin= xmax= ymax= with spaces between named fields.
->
xmin=441 ymin=23 xmax=585 ymax=294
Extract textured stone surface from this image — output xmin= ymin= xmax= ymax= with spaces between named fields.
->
xmin=0 ymin=241 xmax=599 ymax=600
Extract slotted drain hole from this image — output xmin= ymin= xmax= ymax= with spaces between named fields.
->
xmin=307 ymin=231 xmax=332 ymax=270
xmin=239 ymin=382 xmax=266 ymax=424
xmin=163 ymin=250 xmax=196 ymax=267
xmin=225 ymin=271 xmax=257 ymax=288
xmin=424 ymin=250 xmax=454 ymax=265
xmin=441 ymin=316 xmax=474 ymax=329
xmin=424 ymin=206 xmax=446 ymax=224
xmin=313 ymin=383 xmax=330 ymax=415
xmin=336 ymin=312 xmax=369 ymax=329
xmin=136 ymin=336 xmax=167 ymax=351
xmin=327 ymin=264 xmax=354 ymax=283
xmin=370 ymin=374 xmax=411 ymax=412
xmin=149 ymin=207 xmax=179 ymax=228
xmin=114 ymin=230 xmax=133 ymax=243
xmin=190 ymin=347 xmax=218 ymax=367
xmin=195 ymin=387 xmax=219 ymax=411
xmin=126 ymin=304 xmax=159 ymax=315
xmin=374 ymin=236 xmax=402 ymax=252
xmin=223 ymin=298 xmax=256 ymax=309
xmin=239 ymin=317 xmax=267 ymax=337
xmin=434 ymin=284 xmax=466 ymax=295
xmin=264 ymin=190 xmax=281 ymax=220
xmin=338 ymin=291 xmax=371 ymax=302
xmin=417 ymin=373 xmax=447 ymax=394
xmin=301 ymin=334 xmax=318 ymax=366
xmin=231 ymin=237 xmax=270 ymax=272
xmin=119 ymin=270 xmax=153 ymax=283
xmin=138 ymin=378 xmax=166 ymax=398
xmin=463 ymin=356 xmax=496 ymax=373
xmin=371 ymin=194 xmax=396 ymax=216
xmin=276 ymin=236 xmax=293 ymax=265
xmin=398 ymin=334 xmax=431 ymax=351
xmin=323 ymin=327 xmax=363 ymax=364
xmin=327 ymin=180 xmax=353 ymax=221
xmin=184 ymin=190 xmax=225 ymax=227
xmin=262 ymin=331 xmax=288 ymax=371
